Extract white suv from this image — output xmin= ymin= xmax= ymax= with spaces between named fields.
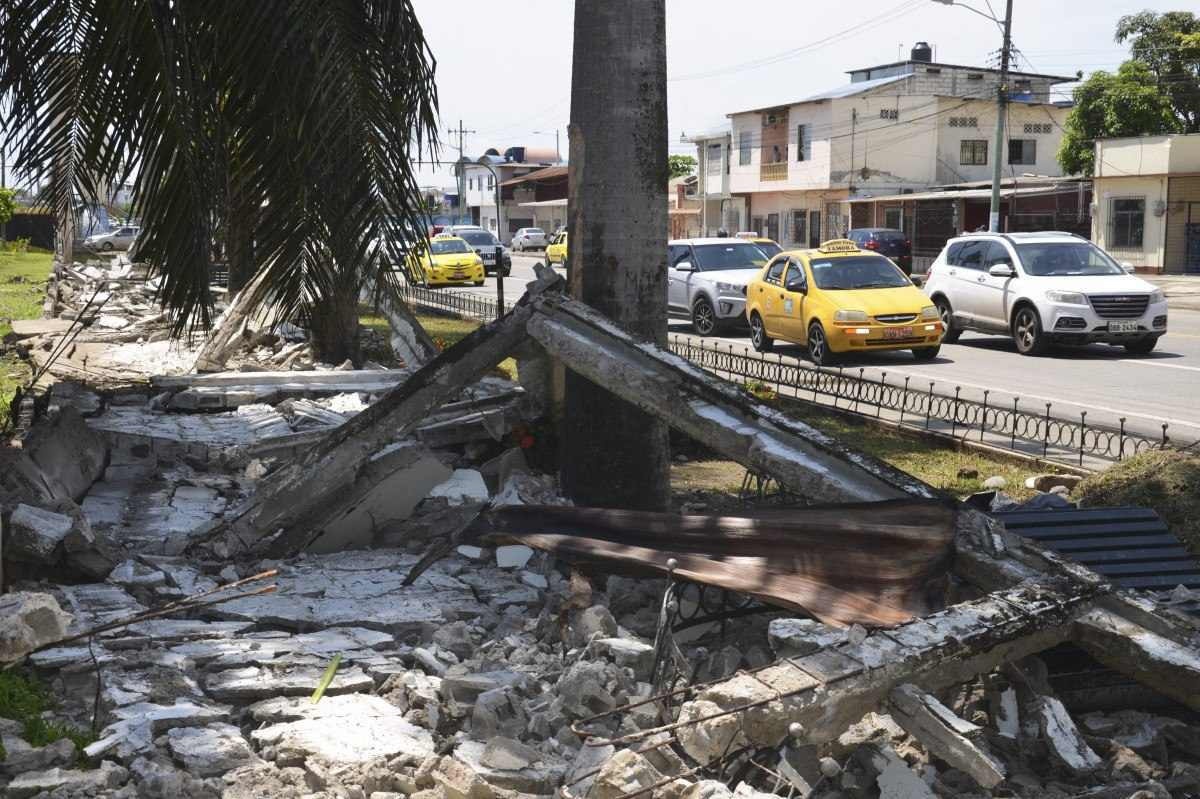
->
xmin=668 ymin=238 xmax=771 ymax=335
xmin=922 ymin=232 xmax=1167 ymax=355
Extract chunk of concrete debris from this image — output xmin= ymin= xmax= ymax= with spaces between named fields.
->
xmin=495 ymin=544 xmax=534 ymax=570
xmin=0 ymin=735 xmax=76 ymax=776
xmin=457 ymin=545 xmax=487 ymax=560
xmin=7 ymin=504 xmax=73 ymax=563
xmin=442 ymin=670 xmax=529 ymax=706
xmin=85 ymin=699 xmax=233 ymax=760
xmin=167 ymin=722 xmax=258 ymax=777
xmin=0 ymin=591 xmax=72 ymax=662
xmin=5 ymin=760 xmax=129 ymax=799
xmin=595 ymin=638 xmax=655 ymax=681
xmin=248 ymin=694 xmax=435 ymax=765
xmin=681 ymin=781 xmax=735 ymax=799
xmin=564 ymin=741 xmax=616 ymax=799
xmin=855 ymin=743 xmax=936 ymax=799
xmin=457 ymin=739 xmax=566 ymax=794
xmin=204 ymin=663 xmax=374 ymax=701
xmin=767 ymin=617 xmax=848 ymax=658
xmin=586 ymin=749 xmax=662 ymax=799
xmin=1027 ymin=473 xmax=1083 ymax=492
xmin=428 ymin=469 xmax=490 ymax=506
xmin=1037 ymin=696 xmax=1104 ymax=775
xmin=572 ymin=605 xmax=619 ymax=647
xmin=480 ymin=737 xmax=543 ymax=772
xmin=433 ymin=754 xmax=495 ymax=799
xmin=20 ymin=407 xmax=108 ymax=502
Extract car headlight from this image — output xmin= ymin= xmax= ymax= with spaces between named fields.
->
xmin=1149 ymin=289 xmax=1165 ymax=304
xmin=920 ymin=305 xmax=939 ymax=320
xmin=715 ymin=282 xmax=741 ymax=295
xmin=834 ymin=310 xmax=869 ymax=323
xmin=1045 ymin=290 xmax=1088 ymax=305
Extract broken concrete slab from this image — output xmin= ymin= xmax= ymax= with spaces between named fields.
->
xmin=9 ymin=318 xmax=74 ymax=338
xmin=85 ymin=699 xmax=234 ymax=761
xmin=6 ymin=504 xmax=74 ymax=563
xmin=0 ymin=592 xmax=72 ymax=663
xmin=428 ymin=469 xmax=490 ymax=506
xmin=0 ymin=735 xmax=76 ymax=776
xmin=248 ymin=694 xmax=435 ymax=765
xmin=495 ymin=544 xmax=534 ymax=570
xmin=17 ymin=407 xmax=108 ymax=502
xmin=203 ymin=663 xmax=374 ymax=701
xmin=167 ymin=722 xmax=258 ymax=777
xmin=767 ymin=618 xmax=848 ymax=658
xmin=456 ymin=738 xmax=566 ymax=794
xmin=888 ymin=682 xmax=1006 ymax=788
xmin=5 ymin=760 xmax=129 ymax=799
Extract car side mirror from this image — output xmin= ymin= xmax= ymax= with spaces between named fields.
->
xmin=988 ymin=263 xmax=1015 ymax=277
xmin=785 ymin=276 xmax=807 ymax=293
xmin=1121 ymin=261 xmax=1135 ymax=273
xmin=909 ymin=274 xmax=925 ymax=288
xmin=675 ymin=261 xmax=694 ymax=272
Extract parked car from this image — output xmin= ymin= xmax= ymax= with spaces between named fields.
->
xmin=668 ymin=237 xmax=771 ymax=335
xmin=745 ymin=239 xmax=943 ymax=365
xmin=922 ymin=232 xmax=1168 ymax=355
xmin=749 ymin=238 xmax=783 ymax=258
xmin=407 ymin=235 xmax=485 ymax=287
xmin=454 ymin=229 xmax=511 ymax=276
xmin=511 ymin=227 xmax=547 ymax=252
xmin=85 ymin=225 xmax=140 ymax=252
xmin=546 ymin=231 xmax=568 ymax=267
xmin=846 ymin=228 xmax=912 ymax=274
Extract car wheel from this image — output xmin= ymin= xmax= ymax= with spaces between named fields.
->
xmin=101 ymin=241 xmax=114 ymax=251
xmin=691 ymin=296 xmax=717 ymax=336
xmin=807 ymin=321 xmax=838 ymax=366
xmin=473 ymin=280 xmax=484 ymax=287
xmin=935 ymin=298 xmax=961 ymax=344
xmin=1011 ymin=305 xmax=1047 ymax=356
xmin=749 ymin=312 xmax=773 ymax=353
xmin=1124 ymin=335 xmax=1158 ymax=355
xmin=912 ymin=345 xmax=940 ymax=361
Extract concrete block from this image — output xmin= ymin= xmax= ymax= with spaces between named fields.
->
xmin=7 ymin=504 xmax=73 ymax=563
xmin=495 ymin=545 xmax=534 ymax=570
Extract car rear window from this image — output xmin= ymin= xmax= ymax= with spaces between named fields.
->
xmin=692 ymin=243 xmax=768 ymax=270
xmin=528 ymin=228 xmax=544 ymax=235
xmin=458 ymin=231 xmax=498 ymax=246
xmin=874 ymin=231 xmax=906 ymax=242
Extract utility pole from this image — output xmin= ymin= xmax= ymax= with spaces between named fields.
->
xmin=446 ymin=120 xmax=476 ymax=225
xmin=989 ymin=0 xmax=1014 ymax=232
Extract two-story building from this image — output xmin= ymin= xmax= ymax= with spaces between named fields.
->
xmin=695 ymin=44 xmax=1076 ymax=250
xmin=459 ymin=146 xmax=562 ymax=243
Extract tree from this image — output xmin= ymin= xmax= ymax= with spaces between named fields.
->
xmin=0 ymin=1 xmax=439 ymax=364
xmin=668 ymin=155 xmax=697 ymax=180
xmin=1116 ymin=11 xmax=1200 ymax=133
xmin=0 ymin=187 xmax=15 ymax=232
xmin=561 ymin=0 xmax=671 ymax=511
xmin=1057 ymin=61 xmax=1181 ymax=175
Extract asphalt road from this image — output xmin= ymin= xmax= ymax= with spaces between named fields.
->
xmin=441 ymin=253 xmax=1200 ymax=445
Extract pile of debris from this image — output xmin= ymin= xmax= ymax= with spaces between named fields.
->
xmin=2 ymin=261 xmax=1198 ymax=799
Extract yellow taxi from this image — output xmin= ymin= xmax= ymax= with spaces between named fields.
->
xmin=409 ymin=235 xmax=485 ymax=287
xmin=744 ymin=239 xmax=943 ymax=365
xmin=545 ymin=231 xmax=568 ymax=266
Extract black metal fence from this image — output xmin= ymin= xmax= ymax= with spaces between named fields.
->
xmin=398 ymin=283 xmax=1181 ymax=468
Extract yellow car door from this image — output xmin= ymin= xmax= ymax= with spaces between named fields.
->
xmin=751 ymin=256 xmax=788 ymax=335
xmin=778 ymin=258 xmax=813 ymax=342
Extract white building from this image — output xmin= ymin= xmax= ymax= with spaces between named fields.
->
xmin=459 ymin=146 xmax=562 ymax=243
xmin=694 ymin=45 xmax=1076 ymax=249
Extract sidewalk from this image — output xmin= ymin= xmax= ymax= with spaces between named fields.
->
xmin=1144 ymin=274 xmax=1200 ymax=312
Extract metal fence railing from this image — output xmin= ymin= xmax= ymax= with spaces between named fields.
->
xmin=398 ymin=283 xmax=1182 ymax=469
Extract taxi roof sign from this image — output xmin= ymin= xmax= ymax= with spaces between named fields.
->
xmin=817 ymin=239 xmax=860 ymax=253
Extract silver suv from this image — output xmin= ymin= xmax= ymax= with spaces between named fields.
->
xmin=922 ymin=232 xmax=1168 ymax=355
xmin=668 ymin=238 xmax=771 ymax=335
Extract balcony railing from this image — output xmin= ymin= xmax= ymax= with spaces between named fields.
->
xmin=759 ymin=162 xmax=788 ymax=182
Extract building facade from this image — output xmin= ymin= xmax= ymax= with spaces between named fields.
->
xmin=697 ymin=47 xmax=1075 ymax=250
xmin=460 ymin=146 xmax=562 ymax=243
xmin=1092 ymin=133 xmax=1200 ymax=274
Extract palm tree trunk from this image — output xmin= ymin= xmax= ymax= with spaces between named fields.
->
xmin=560 ymin=0 xmax=670 ymax=511
xmin=307 ymin=282 xmax=361 ymax=366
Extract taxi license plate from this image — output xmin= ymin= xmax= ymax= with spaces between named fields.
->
xmin=452 ymin=272 xmax=465 ymax=279
xmin=883 ymin=326 xmax=913 ymax=340
xmin=1109 ymin=321 xmax=1138 ymax=333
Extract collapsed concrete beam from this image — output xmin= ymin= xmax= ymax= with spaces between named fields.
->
xmin=526 ymin=291 xmax=934 ymax=503
xmin=359 ymin=280 xmax=439 ymax=367
xmin=187 ymin=277 xmax=551 ymax=560
xmin=192 ymin=270 xmax=270 ymax=373
xmin=887 ymin=683 xmax=1006 ymax=789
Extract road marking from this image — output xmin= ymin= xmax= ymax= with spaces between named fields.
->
xmin=1116 ymin=359 xmax=1200 ymax=373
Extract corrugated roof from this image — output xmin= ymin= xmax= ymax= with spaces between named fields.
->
xmin=729 ymin=74 xmax=908 ymax=116
xmin=499 ymin=165 xmax=567 ymax=187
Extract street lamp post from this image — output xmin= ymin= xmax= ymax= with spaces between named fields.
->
xmin=933 ymin=0 xmax=1013 ymax=232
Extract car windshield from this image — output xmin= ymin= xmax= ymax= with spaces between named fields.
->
xmin=808 ymin=256 xmax=910 ymax=290
xmin=458 ymin=231 xmax=498 ymax=246
xmin=429 ymin=239 xmax=471 ymax=255
xmin=755 ymin=241 xmax=782 ymax=258
xmin=1014 ymin=242 xmax=1125 ymax=276
xmin=691 ymin=243 xmax=768 ymax=270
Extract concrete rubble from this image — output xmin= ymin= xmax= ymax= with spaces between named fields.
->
xmin=1 ymin=258 xmax=1199 ymax=798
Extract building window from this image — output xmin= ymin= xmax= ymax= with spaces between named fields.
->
xmin=795 ymin=125 xmax=807 ymax=162
xmin=791 ymin=210 xmax=806 ymax=245
xmin=949 ymin=116 xmax=978 ymax=128
xmin=879 ymin=108 xmax=898 ymax=121
xmin=739 ymin=132 xmax=752 ymax=165
xmin=707 ymin=143 xmax=722 ymax=175
xmin=1009 ymin=139 xmax=1037 ymax=165
xmin=487 ymin=175 xmax=494 ymax=190
xmin=1013 ymin=79 xmax=1032 ymax=93
xmin=884 ymin=207 xmax=902 ymax=230
xmin=960 ymin=140 xmax=988 ymax=166
xmin=1110 ymin=198 xmax=1145 ymax=249
xmin=1023 ymin=122 xmax=1052 ymax=134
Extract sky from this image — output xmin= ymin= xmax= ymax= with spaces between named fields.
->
xmin=410 ymin=0 xmax=1182 ymax=187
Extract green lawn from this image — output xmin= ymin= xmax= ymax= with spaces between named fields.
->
xmin=359 ymin=307 xmax=517 ymax=378
xmin=0 ymin=249 xmax=52 ymax=428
